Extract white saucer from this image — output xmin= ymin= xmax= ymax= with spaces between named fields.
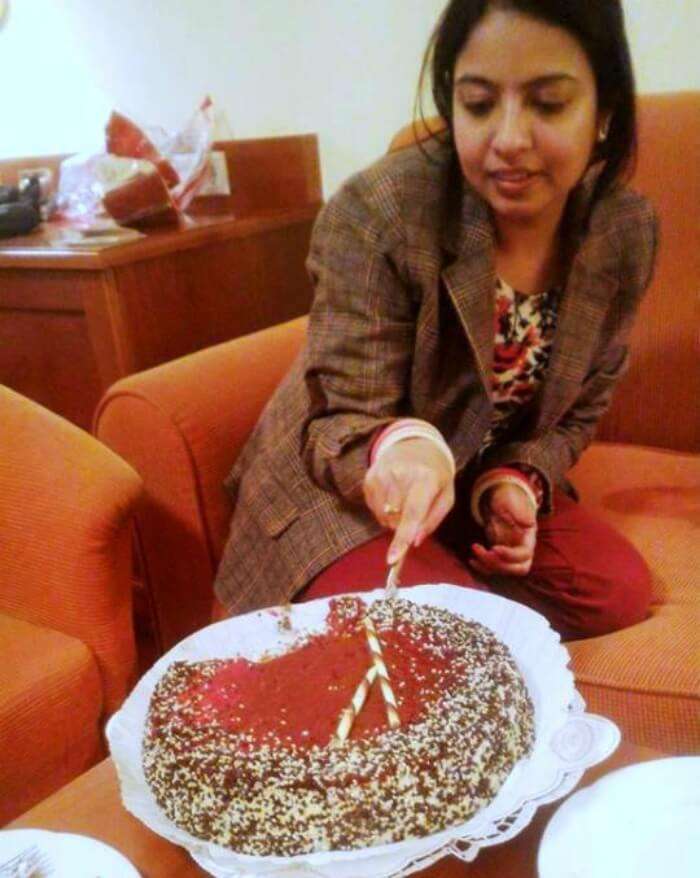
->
xmin=0 ymin=829 xmax=139 ymax=878
xmin=538 ymin=757 xmax=700 ymax=878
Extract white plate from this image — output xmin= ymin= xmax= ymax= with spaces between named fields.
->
xmin=538 ymin=757 xmax=700 ymax=878
xmin=108 ymin=584 xmax=620 ymax=878
xmin=0 ymin=829 xmax=140 ymax=878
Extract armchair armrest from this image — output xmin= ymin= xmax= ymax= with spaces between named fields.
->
xmin=94 ymin=316 xmax=307 ymax=651
xmin=0 ymin=387 xmax=142 ymax=714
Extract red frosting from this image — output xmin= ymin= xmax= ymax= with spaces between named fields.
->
xmin=176 ymin=608 xmax=459 ymax=749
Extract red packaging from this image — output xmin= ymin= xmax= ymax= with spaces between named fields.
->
xmin=102 ymin=168 xmax=180 ymax=229
xmin=106 ymin=111 xmax=180 ymax=189
xmin=56 ymin=99 xmax=215 ymax=229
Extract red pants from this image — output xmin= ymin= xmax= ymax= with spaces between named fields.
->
xmin=300 ymin=491 xmax=652 ymax=641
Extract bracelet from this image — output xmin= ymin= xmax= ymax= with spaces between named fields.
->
xmin=470 ymin=467 xmax=539 ymax=526
xmin=372 ymin=420 xmax=456 ymax=477
xmin=509 ymin=463 xmax=546 ymax=508
xmin=369 ymin=418 xmax=428 ymax=464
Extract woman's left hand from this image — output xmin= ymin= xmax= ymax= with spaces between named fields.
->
xmin=470 ymin=482 xmax=537 ymax=577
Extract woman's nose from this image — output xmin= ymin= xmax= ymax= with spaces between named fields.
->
xmin=491 ymin=102 xmax=532 ymax=155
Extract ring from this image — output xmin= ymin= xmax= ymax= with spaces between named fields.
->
xmin=383 ymin=503 xmax=401 ymax=516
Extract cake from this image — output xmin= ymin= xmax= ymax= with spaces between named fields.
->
xmin=142 ymin=596 xmax=535 ymax=856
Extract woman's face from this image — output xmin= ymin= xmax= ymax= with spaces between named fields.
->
xmin=452 ymin=8 xmax=604 ymax=229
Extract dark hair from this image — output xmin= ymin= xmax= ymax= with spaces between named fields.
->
xmin=417 ymin=0 xmax=637 ymax=203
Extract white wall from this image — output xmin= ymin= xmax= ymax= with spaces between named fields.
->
xmin=1 ymin=0 xmax=698 ymax=197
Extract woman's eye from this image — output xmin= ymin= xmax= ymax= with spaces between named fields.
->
xmin=462 ymin=101 xmax=493 ymax=118
xmin=532 ymin=99 xmax=567 ymax=116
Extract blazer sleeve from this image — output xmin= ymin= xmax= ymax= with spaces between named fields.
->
xmin=300 ymin=174 xmax=416 ymax=504
xmin=481 ymin=202 xmax=659 ymax=512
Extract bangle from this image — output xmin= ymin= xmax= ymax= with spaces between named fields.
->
xmin=369 ymin=418 xmax=426 ymax=465
xmin=509 ymin=463 xmax=545 ymax=508
xmin=470 ymin=467 xmax=539 ymax=526
xmin=372 ymin=420 xmax=456 ymax=477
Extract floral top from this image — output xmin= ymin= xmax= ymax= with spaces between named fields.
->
xmin=481 ymin=277 xmax=559 ymax=448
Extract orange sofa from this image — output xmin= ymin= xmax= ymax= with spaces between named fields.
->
xmin=94 ymin=93 xmax=699 ymax=755
xmin=0 ymin=387 xmax=142 ymax=824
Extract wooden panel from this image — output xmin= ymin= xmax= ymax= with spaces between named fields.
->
xmin=190 ymin=134 xmax=323 ymax=217
xmin=81 ymin=270 xmax=135 ymax=388
xmin=0 ymin=268 xmax=87 ymax=310
xmin=0 ymin=308 xmax=102 ymax=430
xmin=0 ymin=268 xmax=102 ymax=429
xmin=107 ymin=217 xmax=315 ymax=373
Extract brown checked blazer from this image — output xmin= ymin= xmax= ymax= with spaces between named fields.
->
xmin=214 ymin=140 xmax=658 ymax=615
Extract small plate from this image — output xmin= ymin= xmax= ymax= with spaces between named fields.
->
xmin=538 ymin=757 xmax=700 ymax=878
xmin=0 ymin=829 xmax=140 ymax=878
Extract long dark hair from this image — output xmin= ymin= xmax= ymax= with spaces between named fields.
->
xmin=416 ymin=0 xmax=637 ymax=204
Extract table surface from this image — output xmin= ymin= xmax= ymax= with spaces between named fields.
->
xmin=7 ymin=743 xmax=663 ymax=877
xmin=0 ymin=205 xmax=320 ymax=270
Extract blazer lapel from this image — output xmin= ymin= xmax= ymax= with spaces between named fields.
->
xmin=436 ymin=173 xmax=620 ymax=429
xmin=535 ymin=231 xmax=618 ymax=429
xmin=440 ymin=190 xmax=496 ymax=400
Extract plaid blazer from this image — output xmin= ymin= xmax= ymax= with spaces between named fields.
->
xmin=215 ymin=140 xmax=658 ymax=615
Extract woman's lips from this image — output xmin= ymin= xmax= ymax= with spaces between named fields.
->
xmin=489 ymin=169 xmax=540 ymax=196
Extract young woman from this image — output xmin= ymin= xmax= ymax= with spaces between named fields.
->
xmin=214 ymin=0 xmax=658 ymax=640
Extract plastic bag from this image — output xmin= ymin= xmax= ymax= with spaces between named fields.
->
xmin=55 ymin=97 xmax=215 ymax=228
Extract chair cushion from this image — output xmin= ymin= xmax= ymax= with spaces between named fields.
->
xmin=0 ymin=614 xmax=104 ymax=824
xmin=568 ymin=442 xmax=700 ymax=753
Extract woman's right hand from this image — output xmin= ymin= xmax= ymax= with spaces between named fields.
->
xmin=363 ymin=438 xmax=455 ymax=564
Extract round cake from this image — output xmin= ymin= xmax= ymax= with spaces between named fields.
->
xmin=142 ymin=596 xmax=535 ymax=855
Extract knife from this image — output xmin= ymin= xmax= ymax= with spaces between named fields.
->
xmin=385 ymin=549 xmax=407 ymax=600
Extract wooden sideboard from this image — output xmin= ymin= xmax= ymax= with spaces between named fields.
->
xmin=0 ymin=135 xmax=322 ymax=430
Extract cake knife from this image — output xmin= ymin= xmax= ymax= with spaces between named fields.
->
xmin=384 ymin=548 xmax=407 ymax=600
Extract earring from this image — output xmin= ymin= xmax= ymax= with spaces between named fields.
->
xmin=597 ymin=119 xmax=611 ymax=142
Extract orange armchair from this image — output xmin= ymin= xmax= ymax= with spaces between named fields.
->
xmin=95 ymin=93 xmax=699 ymax=755
xmin=94 ymin=319 xmax=304 ymax=651
xmin=0 ymin=387 xmax=142 ymax=823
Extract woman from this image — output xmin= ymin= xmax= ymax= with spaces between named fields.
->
xmin=214 ymin=0 xmax=658 ymax=640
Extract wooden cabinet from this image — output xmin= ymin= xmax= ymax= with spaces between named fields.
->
xmin=0 ymin=135 xmax=322 ymax=430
